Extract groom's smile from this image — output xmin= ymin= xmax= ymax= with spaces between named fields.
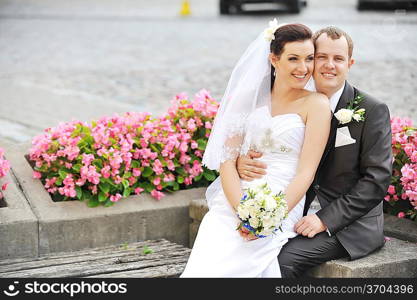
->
xmin=312 ymin=33 xmax=355 ymax=98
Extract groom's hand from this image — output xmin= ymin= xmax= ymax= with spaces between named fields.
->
xmin=295 ymin=214 xmax=327 ymax=238
xmin=236 ymin=150 xmax=267 ymax=181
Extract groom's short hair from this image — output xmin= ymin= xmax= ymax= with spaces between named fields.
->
xmin=313 ymin=26 xmax=354 ymax=58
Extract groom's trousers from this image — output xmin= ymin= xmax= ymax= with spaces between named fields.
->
xmin=278 ymin=232 xmax=349 ymax=278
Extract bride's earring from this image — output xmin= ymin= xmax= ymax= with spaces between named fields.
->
xmin=273 ymin=70 xmax=276 ymax=77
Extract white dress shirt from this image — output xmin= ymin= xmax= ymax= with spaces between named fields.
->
xmin=304 ymin=79 xmax=346 ymax=236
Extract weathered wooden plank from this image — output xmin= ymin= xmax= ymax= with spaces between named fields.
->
xmin=0 ymin=239 xmax=170 ymax=266
xmin=0 ymin=239 xmax=191 ymax=278
xmin=85 ymin=264 xmax=187 ymax=278
xmin=0 ymin=241 xmax=186 ymax=273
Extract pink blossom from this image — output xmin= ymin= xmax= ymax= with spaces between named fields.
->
xmin=2 ymin=182 xmax=9 ymax=191
xmin=152 ymin=159 xmax=164 ymax=175
xmin=110 ymin=193 xmax=122 ymax=202
xmin=397 ymin=212 xmax=405 ymax=218
xmin=132 ymin=168 xmax=141 ymax=177
xmin=184 ymin=177 xmax=193 ymax=185
xmin=33 ymin=171 xmax=42 ymax=179
xmin=134 ymin=187 xmax=144 ymax=195
xmin=387 ymin=185 xmax=396 ymax=195
xmin=82 ymin=154 xmax=95 ymax=166
xmin=151 ymin=190 xmax=165 ymax=200
xmin=153 ymin=177 xmax=161 ymax=185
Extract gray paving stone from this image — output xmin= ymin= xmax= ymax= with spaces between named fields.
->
xmin=1 ymin=0 xmax=416 ymax=144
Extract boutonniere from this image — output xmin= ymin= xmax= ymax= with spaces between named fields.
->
xmin=334 ymin=94 xmax=366 ymax=125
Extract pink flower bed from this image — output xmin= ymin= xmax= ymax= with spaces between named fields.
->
xmin=29 ymin=90 xmax=219 ymax=207
xmin=384 ymin=117 xmax=417 ymax=221
xmin=0 ymin=147 xmax=11 ymax=199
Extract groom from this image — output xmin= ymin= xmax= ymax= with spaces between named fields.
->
xmin=236 ymin=26 xmax=392 ymax=277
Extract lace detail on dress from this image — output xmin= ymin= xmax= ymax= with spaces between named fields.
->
xmin=215 ymin=112 xmax=250 ymax=166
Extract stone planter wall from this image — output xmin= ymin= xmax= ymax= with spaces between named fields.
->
xmin=383 ymin=213 xmax=417 ymax=243
xmin=0 ymin=142 xmax=38 ymax=259
xmin=1 ymin=142 xmax=206 ymax=257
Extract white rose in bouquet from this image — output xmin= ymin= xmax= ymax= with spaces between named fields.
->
xmin=236 ymin=182 xmax=288 ymax=238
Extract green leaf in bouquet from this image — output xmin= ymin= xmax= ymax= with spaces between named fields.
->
xmin=58 ymin=170 xmax=68 ymax=180
xmin=122 ymin=179 xmax=129 ymax=189
xmin=143 ymin=182 xmax=154 ymax=193
xmin=142 ymin=167 xmax=153 ymax=177
xmin=194 ymin=173 xmax=203 ymax=182
xmin=123 ymin=171 xmax=132 ymax=179
xmin=131 ymin=161 xmax=140 ymax=169
xmin=92 ymin=160 xmax=103 ymax=169
xmin=98 ymin=191 xmax=108 ymax=202
xmin=55 ymin=177 xmax=63 ymax=186
xmin=85 ymin=135 xmax=94 ymax=145
xmin=173 ymin=159 xmax=180 ymax=167
xmin=104 ymin=199 xmax=115 ymax=207
xmin=177 ymin=176 xmax=184 ymax=184
xmin=99 ymin=182 xmax=111 ymax=193
xmin=75 ymin=186 xmax=82 ymax=200
xmin=123 ymin=187 xmax=132 ymax=197
xmin=100 ymin=177 xmax=117 ymax=188
xmin=197 ymin=139 xmax=207 ymax=151
xmin=70 ymin=126 xmax=82 ymax=138
xmin=72 ymin=164 xmax=82 ymax=172
xmin=81 ymin=190 xmax=93 ymax=201
xmin=176 ymin=167 xmax=187 ymax=177
xmin=203 ymin=170 xmax=216 ymax=181
xmin=172 ymin=182 xmax=180 ymax=191
xmin=81 ymin=126 xmax=91 ymax=135
xmin=150 ymin=144 xmax=160 ymax=153
xmin=87 ymin=198 xmax=100 ymax=208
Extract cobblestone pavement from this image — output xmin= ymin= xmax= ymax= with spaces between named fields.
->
xmin=0 ymin=0 xmax=416 ymax=143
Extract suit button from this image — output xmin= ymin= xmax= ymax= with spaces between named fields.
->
xmin=314 ymin=184 xmax=320 ymax=190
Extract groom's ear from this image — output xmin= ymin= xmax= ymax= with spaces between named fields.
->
xmin=348 ymin=58 xmax=355 ymax=68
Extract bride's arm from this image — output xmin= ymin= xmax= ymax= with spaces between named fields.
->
xmin=219 ymin=160 xmax=243 ymax=211
xmin=285 ymin=93 xmax=331 ymax=212
xmin=218 ymin=134 xmax=245 ymax=211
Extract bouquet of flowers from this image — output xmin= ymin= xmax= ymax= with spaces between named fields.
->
xmin=236 ymin=182 xmax=288 ymax=237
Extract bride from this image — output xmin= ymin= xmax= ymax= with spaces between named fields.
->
xmin=181 ymin=20 xmax=331 ymax=277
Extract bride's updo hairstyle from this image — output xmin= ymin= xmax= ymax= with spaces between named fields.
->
xmin=270 ymin=24 xmax=312 ymax=88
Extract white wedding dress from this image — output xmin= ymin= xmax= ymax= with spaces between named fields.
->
xmin=181 ymin=106 xmax=306 ymax=278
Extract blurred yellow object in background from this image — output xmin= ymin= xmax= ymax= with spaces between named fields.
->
xmin=180 ymin=0 xmax=191 ymax=16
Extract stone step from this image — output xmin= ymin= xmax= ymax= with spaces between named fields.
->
xmin=0 ymin=239 xmax=190 ymax=278
xmin=189 ymin=199 xmax=417 ymax=278
xmin=308 ymin=237 xmax=417 ymax=278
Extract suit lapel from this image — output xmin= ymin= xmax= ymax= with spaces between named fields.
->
xmin=317 ymin=82 xmax=355 ymax=171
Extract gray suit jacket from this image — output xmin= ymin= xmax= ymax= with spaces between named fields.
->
xmin=303 ymin=81 xmax=392 ymax=260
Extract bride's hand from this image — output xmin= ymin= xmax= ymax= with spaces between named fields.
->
xmin=238 ymin=226 xmax=259 ymax=241
xmin=236 ymin=151 xmax=267 ymax=181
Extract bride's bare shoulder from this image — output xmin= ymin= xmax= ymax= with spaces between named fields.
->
xmin=304 ymin=91 xmax=330 ymax=112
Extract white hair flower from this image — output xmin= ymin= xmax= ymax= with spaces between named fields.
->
xmin=263 ymin=18 xmax=288 ymax=42
xmin=264 ymin=18 xmax=279 ymax=42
